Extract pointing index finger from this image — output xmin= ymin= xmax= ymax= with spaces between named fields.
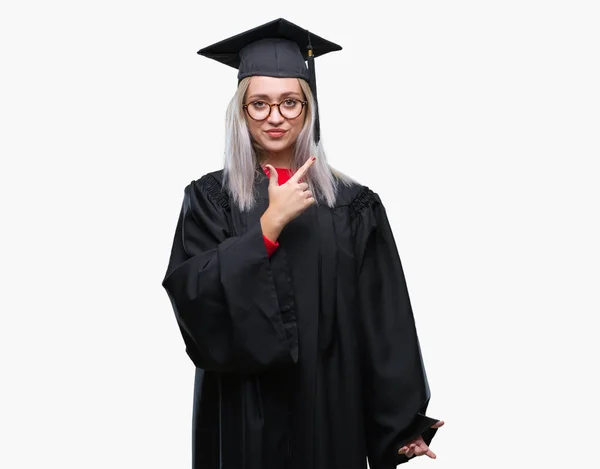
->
xmin=290 ymin=156 xmax=316 ymax=183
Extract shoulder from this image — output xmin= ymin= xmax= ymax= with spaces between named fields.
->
xmin=190 ymin=168 xmax=225 ymax=188
xmin=334 ymin=177 xmax=381 ymax=217
xmin=186 ymin=169 xmax=229 ymax=210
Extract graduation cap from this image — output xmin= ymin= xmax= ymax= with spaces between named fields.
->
xmin=197 ymin=18 xmax=342 ymax=144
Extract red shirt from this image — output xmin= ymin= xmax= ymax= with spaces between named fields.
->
xmin=261 ymin=166 xmax=294 ymax=257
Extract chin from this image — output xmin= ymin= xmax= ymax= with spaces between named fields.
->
xmin=260 ymin=138 xmax=293 ymax=154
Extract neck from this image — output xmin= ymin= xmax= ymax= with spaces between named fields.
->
xmin=259 ymin=148 xmax=294 ymax=169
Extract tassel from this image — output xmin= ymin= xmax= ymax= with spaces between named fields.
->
xmin=307 ymin=34 xmax=320 ymax=145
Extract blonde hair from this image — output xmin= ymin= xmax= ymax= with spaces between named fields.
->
xmin=222 ymin=76 xmax=356 ymax=212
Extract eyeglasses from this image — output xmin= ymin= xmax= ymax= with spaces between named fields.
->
xmin=243 ymin=98 xmax=307 ymax=121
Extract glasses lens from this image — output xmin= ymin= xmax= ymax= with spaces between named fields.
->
xmin=247 ymin=102 xmax=270 ymax=120
xmin=280 ymin=99 xmax=303 ymax=119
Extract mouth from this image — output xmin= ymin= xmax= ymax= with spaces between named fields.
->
xmin=265 ymin=129 xmax=288 ymax=138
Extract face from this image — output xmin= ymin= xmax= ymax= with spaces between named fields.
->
xmin=244 ymin=76 xmax=306 ymax=156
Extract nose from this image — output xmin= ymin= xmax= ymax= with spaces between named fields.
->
xmin=267 ymin=105 xmax=285 ymax=125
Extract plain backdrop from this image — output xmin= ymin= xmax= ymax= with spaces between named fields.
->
xmin=1 ymin=1 xmax=599 ymax=468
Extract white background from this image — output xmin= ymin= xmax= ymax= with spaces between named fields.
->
xmin=1 ymin=1 xmax=599 ymax=468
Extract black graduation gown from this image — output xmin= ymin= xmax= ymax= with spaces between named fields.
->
xmin=161 ymin=165 xmax=439 ymax=469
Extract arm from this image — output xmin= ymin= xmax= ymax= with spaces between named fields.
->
xmin=352 ymin=187 xmax=439 ymax=468
xmin=162 ymin=175 xmax=298 ymax=373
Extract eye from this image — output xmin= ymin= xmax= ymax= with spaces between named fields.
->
xmin=252 ymin=101 xmax=267 ymax=108
xmin=283 ymin=99 xmax=298 ymax=107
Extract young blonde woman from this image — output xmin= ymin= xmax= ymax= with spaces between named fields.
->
xmin=162 ymin=18 xmax=444 ymax=469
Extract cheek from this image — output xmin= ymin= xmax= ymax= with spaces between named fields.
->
xmin=247 ymin=121 xmax=262 ymax=141
xmin=290 ymin=120 xmax=304 ymax=140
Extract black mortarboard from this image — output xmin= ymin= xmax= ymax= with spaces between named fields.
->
xmin=197 ymin=18 xmax=342 ymax=144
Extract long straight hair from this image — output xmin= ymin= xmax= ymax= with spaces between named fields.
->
xmin=222 ymin=76 xmax=356 ymax=212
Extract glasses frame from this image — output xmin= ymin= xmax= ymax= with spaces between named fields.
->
xmin=243 ymin=98 xmax=308 ymax=121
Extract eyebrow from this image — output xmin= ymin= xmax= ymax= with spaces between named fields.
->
xmin=247 ymin=91 xmax=304 ymax=101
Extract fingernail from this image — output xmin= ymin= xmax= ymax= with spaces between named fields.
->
xmin=311 ymin=156 xmax=316 ymax=161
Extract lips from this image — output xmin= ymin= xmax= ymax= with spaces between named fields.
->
xmin=265 ymin=129 xmax=287 ymax=137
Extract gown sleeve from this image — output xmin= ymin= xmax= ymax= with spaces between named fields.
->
xmin=351 ymin=186 xmax=440 ymax=469
xmin=161 ymin=175 xmax=298 ymax=374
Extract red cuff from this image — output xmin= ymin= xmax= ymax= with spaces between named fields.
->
xmin=263 ymin=234 xmax=279 ymax=257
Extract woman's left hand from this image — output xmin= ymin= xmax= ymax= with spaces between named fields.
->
xmin=397 ymin=420 xmax=445 ymax=459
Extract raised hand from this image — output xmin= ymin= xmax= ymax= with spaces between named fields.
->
xmin=263 ymin=156 xmax=316 ymax=228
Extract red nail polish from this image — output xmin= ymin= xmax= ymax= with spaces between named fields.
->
xmin=311 ymin=156 xmax=316 ymax=161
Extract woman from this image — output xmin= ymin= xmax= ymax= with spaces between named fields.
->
xmin=162 ymin=18 xmax=444 ymax=469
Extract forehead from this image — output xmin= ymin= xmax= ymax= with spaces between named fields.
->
xmin=246 ymin=76 xmax=303 ymax=98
